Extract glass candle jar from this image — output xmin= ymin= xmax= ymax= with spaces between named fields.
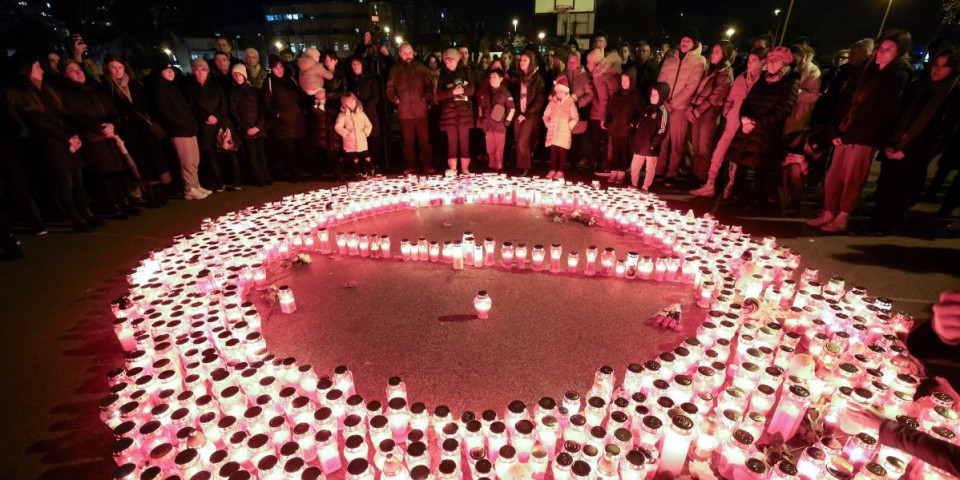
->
xmin=474 ymin=291 xmax=492 ymax=319
xmin=767 ymin=384 xmax=810 ymax=440
xmin=532 ymin=245 xmax=546 ymax=272
xmin=717 ymin=429 xmax=755 ymax=479
xmin=656 ymin=414 xmax=694 ymax=478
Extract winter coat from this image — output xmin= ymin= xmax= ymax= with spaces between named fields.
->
xmin=334 ymin=104 xmax=373 ymax=153
xmin=262 ymin=74 xmax=308 ymax=140
xmin=564 ymin=67 xmax=595 ymax=110
xmin=297 ymin=56 xmax=333 ymax=94
xmin=726 ymin=69 xmax=799 ymax=169
xmin=476 ymin=84 xmax=515 ymax=133
xmin=59 ymin=80 xmax=127 ymax=173
xmin=605 ymin=73 xmax=641 ymax=138
xmin=657 ymin=43 xmax=707 ymax=111
xmin=784 ymin=63 xmax=822 ymax=133
xmin=635 ymin=58 xmax=660 ymax=94
xmin=691 ymin=62 xmax=733 ymax=118
xmin=185 ymin=77 xmax=233 ymax=152
xmin=543 ymin=95 xmax=579 ymax=149
xmin=228 ymin=82 xmax=267 ymax=138
xmin=101 ymin=75 xmax=169 ymax=180
xmin=888 ymin=75 xmax=960 ymax=158
xmin=512 ymin=64 xmax=546 ymax=117
xmin=632 ymin=83 xmax=670 ymax=156
xmin=346 ymin=71 xmax=382 ymax=137
xmin=15 ymin=80 xmax=83 ymax=169
xmin=722 ymin=72 xmax=760 ymax=128
xmin=590 ymin=51 xmax=622 ymax=121
xmin=386 ymin=60 xmax=434 ymax=120
xmin=152 ymin=78 xmax=199 ymax=138
xmin=437 ymin=66 xmax=476 ymax=128
xmin=835 ymin=59 xmax=912 ymax=148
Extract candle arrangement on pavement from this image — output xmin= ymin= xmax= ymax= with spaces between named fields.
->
xmin=103 ymin=174 xmax=952 ymax=480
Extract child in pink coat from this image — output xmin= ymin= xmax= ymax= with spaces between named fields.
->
xmin=335 ymin=92 xmax=374 ymax=179
xmin=543 ymin=78 xmax=579 ymax=179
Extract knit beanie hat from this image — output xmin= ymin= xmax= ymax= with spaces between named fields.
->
xmin=231 ymin=63 xmax=247 ymax=80
xmin=443 ymin=48 xmax=460 ymax=63
xmin=766 ymin=46 xmax=793 ymax=65
xmin=679 ymin=27 xmax=700 ymax=43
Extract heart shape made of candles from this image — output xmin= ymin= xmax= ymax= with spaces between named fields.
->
xmin=104 ymin=175 xmax=924 ymax=480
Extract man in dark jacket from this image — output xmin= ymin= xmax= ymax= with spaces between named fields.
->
xmin=865 ymin=50 xmax=960 ymax=236
xmin=634 ymin=41 xmax=660 ymax=95
xmin=185 ymin=58 xmax=240 ymax=191
xmin=152 ymin=61 xmax=208 ymax=200
xmin=386 ymin=43 xmax=434 ymax=174
xmin=808 ymin=30 xmax=913 ymax=233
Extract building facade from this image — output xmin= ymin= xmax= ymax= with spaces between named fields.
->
xmin=263 ymin=1 xmax=401 ymax=57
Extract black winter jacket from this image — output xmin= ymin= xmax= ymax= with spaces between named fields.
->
xmin=606 ymin=77 xmax=642 ymax=138
xmin=59 ymin=80 xmax=127 ymax=172
xmin=184 ymin=77 xmax=233 ymax=152
xmin=262 ymin=73 xmax=307 ymax=140
xmin=228 ymin=82 xmax=267 ymax=138
xmin=346 ymin=71 xmax=381 ymax=136
xmin=835 ymin=59 xmax=912 ymax=148
xmin=152 ymin=78 xmax=199 ymax=137
xmin=888 ymin=76 xmax=960 ymax=158
xmin=14 ymin=80 xmax=83 ymax=169
xmin=727 ymin=70 xmax=799 ymax=169
xmin=631 ymin=104 xmax=669 ymax=156
xmin=512 ymin=66 xmax=546 ymax=117
xmin=437 ymin=66 xmax=476 ymax=128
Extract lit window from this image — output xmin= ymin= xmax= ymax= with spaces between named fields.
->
xmin=18 ymin=1 xmax=27 ymax=6
xmin=344 ymin=43 xmax=350 ymax=51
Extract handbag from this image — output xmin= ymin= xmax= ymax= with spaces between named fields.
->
xmin=137 ymin=112 xmax=167 ymax=140
xmin=216 ymin=127 xmax=240 ymax=153
xmin=490 ymin=104 xmax=506 ymax=123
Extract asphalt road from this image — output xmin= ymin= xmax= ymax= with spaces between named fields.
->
xmin=1 ymin=169 xmax=957 ymax=479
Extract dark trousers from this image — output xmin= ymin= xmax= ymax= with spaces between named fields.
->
xmin=0 ymin=145 xmax=44 ymax=230
xmin=51 ymin=167 xmax=91 ymax=222
xmin=443 ymin=124 xmax=471 ymax=159
xmin=733 ymin=163 xmax=779 ymax=205
xmin=400 ymin=118 xmax=432 ymax=171
xmin=513 ymin=117 xmax=539 ymax=170
xmin=610 ymin=135 xmax=632 ymax=171
xmin=584 ymin=119 xmax=607 ymax=169
xmin=272 ymin=137 xmax=309 ymax=181
xmin=940 ymin=173 xmax=960 ymax=217
xmin=94 ymin=171 xmax=129 ymax=212
xmin=871 ymin=156 xmax=922 ymax=233
xmin=549 ymin=146 xmax=569 ymax=171
xmin=240 ymin=136 xmax=270 ymax=185
xmin=201 ymin=150 xmax=241 ymax=188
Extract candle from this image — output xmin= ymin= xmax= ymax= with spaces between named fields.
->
xmin=567 ymin=252 xmax=579 ymax=273
xmin=380 ymin=235 xmax=391 ymax=258
xmin=400 ymin=239 xmax=412 ymax=261
xmin=550 ymin=244 xmax=563 ymax=273
xmin=717 ymin=429 xmax=754 ymax=479
xmin=452 ymin=242 xmax=463 ymax=270
xmin=767 ymin=384 xmax=810 ymax=440
xmin=584 ymin=246 xmax=598 ymax=276
xmin=278 ymin=286 xmax=296 ymax=314
xmin=532 ymin=245 xmax=546 ymax=272
xmin=600 ymin=248 xmax=615 ymax=276
xmin=474 ymin=291 xmax=492 ymax=319
xmin=336 ymin=232 xmax=347 ymax=255
xmin=515 ymin=244 xmax=528 ymax=269
xmin=473 ymin=245 xmax=484 ymax=268
xmin=656 ymin=414 xmax=694 ymax=477
xmin=484 ymin=237 xmax=496 ymax=266
xmin=501 ymin=242 xmax=515 ymax=268
xmin=428 ymin=241 xmax=440 ymax=262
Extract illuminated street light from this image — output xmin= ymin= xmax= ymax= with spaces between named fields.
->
xmin=538 ymin=32 xmax=545 ymax=41
xmin=274 ymin=40 xmax=283 ymax=50
xmin=775 ymin=8 xmax=781 ymax=15
xmin=396 ymin=36 xmax=403 ymax=45
xmin=163 ymin=48 xmax=172 ymax=56
xmin=725 ymin=27 xmax=736 ymax=39
xmin=384 ymin=26 xmax=390 ymax=33
xmin=512 ymin=19 xmax=518 ymax=32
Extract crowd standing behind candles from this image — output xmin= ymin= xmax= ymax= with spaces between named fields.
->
xmin=4 ymin=26 xmax=960 ymax=258
xmin=98 ymin=174 xmax=960 ymax=479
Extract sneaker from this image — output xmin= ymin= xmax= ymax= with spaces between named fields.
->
xmin=663 ymin=176 xmax=676 ymax=187
xmin=197 ymin=187 xmax=214 ymax=196
xmin=555 ymin=171 xmax=564 ymax=180
xmin=546 ymin=170 xmax=556 ymax=179
xmin=185 ymin=188 xmax=210 ymax=200
xmin=594 ymin=170 xmax=612 ymax=177
xmin=820 ymin=212 xmax=849 ymax=233
xmin=616 ymin=171 xmax=625 ymax=184
xmin=690 ymin=184 xmax=715 ymax=197
xmin=806 ymin=211 xmax=835 ymax=227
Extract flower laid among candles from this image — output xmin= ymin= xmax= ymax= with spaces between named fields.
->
xmin=102 ymin=174 xmax=943 ymax=479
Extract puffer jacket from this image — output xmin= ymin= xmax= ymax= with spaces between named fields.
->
xmin=543 ymin=94 xmax=579 ymax=149
xmin=657 ymin=43 xmax=707 ymax=110
xmin=184 ymin=77 xmax=233 ymax=152
xmin=784 ymin=62 xmax=821 ymax=133
xmin=632 ymin=83 xmax=671 ymax=156
xmin=589 ymin=50 xmax=622 ymax=121
xmin=228 ymin=82 xmax=266 ymax=138
xmin=386 ymin=60 xmax=434 ymax=120
xmin=726 ymin=69 xmax=799 ymax=169
xmin=152 ymin=77 xmax=198 ymax=137
xmin=605 ymin=71 xmax=641 ymax=138
xmin=564 ymin=67 xmax=595 ymax=110
xmin=437 ymin=66 xmax=476 ymax=128
xmin=691 ymin=62 xmax=733 ymax=118
xmin=59 ymin=79 xmax=127 ymax=172
xmin=835 ymin=58 xmax=912 ymax=148
xmin=261 ymin=73 xmax=307 ymax=140
xmin=476 ymin=84 xmax=515 ymax=133
xmin=334 ymin=104 xmax=373 ymax=153
xmin=297 ymin=56 xmax=333 ymax=95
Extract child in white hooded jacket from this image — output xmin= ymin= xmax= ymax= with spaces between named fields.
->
xmin=335 ymin=92 xmax=374 ymax=179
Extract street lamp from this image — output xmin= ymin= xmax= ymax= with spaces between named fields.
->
xmin=538 ymin=32 xmax=545 ymax=41
xmin=878 ymin=0 xmax=893 ymax=36
xmin=725 ymin=27 xmax=735 ymax=39
xmin=395 ymin=36 xmax=403 ymax=46
xmin=162 ymin=48 xmax=172 ymax=57
xmin=512 ymin=19 xmax=518 ymax=32
xmin=274 ymin=40 xmax=283 ymax=51
xmin=775 ymin=8 xmax=781 ymax=16
xmin=384 ymin=26 xmax=390 ymax=33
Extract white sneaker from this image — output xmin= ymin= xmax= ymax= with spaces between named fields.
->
xmin=555 ymin=171 xmax=564 ymax=180
xmin=197 ymin=187 xmax=214 ymax=195
xmin=690 ymin=184 xmax=715 ymax=197
xmin=820 ymin=212 xmax=850 ymax=233
xmin=806 ymin=211 xmax=836 ymax=227
xmin=546 ymin=170 xmax=556 ymax=179
xmin=184 ymin=187 xmax=209 ymax=200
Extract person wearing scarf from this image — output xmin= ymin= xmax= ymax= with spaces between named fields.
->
xmin=808 ymin=29 xmax=913 ymax=233
xmin=864 ymin=50 xmax=960 ymax=236
xmin=723 ymin=46 xmax=799 ymax=210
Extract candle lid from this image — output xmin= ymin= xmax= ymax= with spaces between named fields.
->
xmin=499 ymin=444 xmax=516 ymax=459
xmin=410 ymin=465 xmax=431 ymax=480
xmin=572 ymin=460 xmax=591 ymax=477
xmin=627 ymin=363 xmax=643 ymax=374
xmin=555 ymin=452 xmax=574 ymax=466
xmin=671 ymin=414 xmax=693 ymax=431
xmin=641 ymin=415 xmax=662 ymax=429
xmin=515 ymin=419 xmax=534 ymax=435
xmin=788 ymin=384 xmax=810 ymax=398
xmin=744 ymin=458 xmax=767 ymax=474
xmin=538 ymin=396 xmax=557 ymax=410
xmin=489 ymin=421 xmax=506 ymax=434
xmin=632 ymin=392 xmax=647 ymax=403
xmin=732 ymin=429 xmax=754 ymax=445
xmin=370 ymin=415 xmax=388 ymax=429
xmin=434 ymin=404 xmax=451 ymax=417
xmin=346 ymin=458 xmax=369 ymax=475
xmin=564 ymin=440 xmax=581 ymax=454
xmin=407 ymin=441 xmax=426 ymax=457
xmin=344 ymin=435 xmax=364 ymax=449
xmin=410 ymin=402 xmax=426 ymax=415
xmin=674 ymin=374 xmax=692 ymax=386
xmin=481 ymin=409 xmax=497 ymax=421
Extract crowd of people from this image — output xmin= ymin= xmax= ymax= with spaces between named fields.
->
xmin=2 ymin=26 xmax=960 ymax=258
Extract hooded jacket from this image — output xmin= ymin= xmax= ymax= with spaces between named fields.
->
xmin=605 ymin=71 xmax=641 ymax=138
xmin=726 ymin=68 xmax=799 ymax=169
xmin=632 ymin=83 xmax=670 ymax=156
xmin=656 ymin=42 xmax=707 ymax=110
xmin=564 ymin=65 xmax=594 ymax=110
xmin=476 ymin=82 xmax=515 ymax=133
xmin=152 ymin=76 xmax=199 ymax=137
xmin=543 ymin=91 xmax=579 ymax=149
xmin=386 ymin=59 xmax=434 ymax=120
xmin=835 ymin=58 xmax=913 ymax=148
xmin=59 ymin=79 xmax=127 ymax=172
xmin=335 ymin=101 xmax=373 ymax=153
xmin=691 ymin=61 xmax=733 ymax=118
xmin=437 ymin=65 xmax=476 ymax=128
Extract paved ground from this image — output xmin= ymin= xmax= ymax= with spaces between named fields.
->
xmin=1 ymin=163 xmax=958 ymax=479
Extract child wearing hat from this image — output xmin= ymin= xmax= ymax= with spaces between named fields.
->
xmin=543 ymin=77 xmax=579 ymax=179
